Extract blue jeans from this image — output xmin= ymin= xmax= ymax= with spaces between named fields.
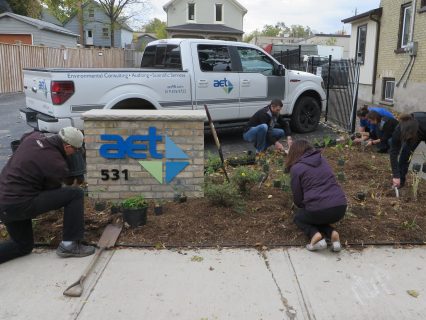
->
xmin=243 ymin=124 xmax=285 ymax=152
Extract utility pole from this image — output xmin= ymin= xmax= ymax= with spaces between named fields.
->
xmin=78 ymin=1 xmax=84 ymax=46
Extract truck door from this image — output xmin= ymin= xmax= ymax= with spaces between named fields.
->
xmin=191 ymin=43 xmax=239 ymax=121
xmin=236 ymin=47 xmax=285 ymax=118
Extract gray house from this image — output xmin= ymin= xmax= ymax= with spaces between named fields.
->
xmin=134 ymin=33 xmax=157 ymax=51
xmin=0 ymin=12 xmax=78 ymax=47
xmin=163 ymin=0 xmax=247 ymax=41
xmin=64 ymin=0 xmax=133 ymax=48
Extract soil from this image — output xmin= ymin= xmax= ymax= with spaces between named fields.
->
xmin=1 ymin=143 xmax=426 ymax=248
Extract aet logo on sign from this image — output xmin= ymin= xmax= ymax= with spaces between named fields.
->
xmin=213 ymin=78 xmax=233 ymax=94
xmin=99 ymin=127 xmax=189 ymax=184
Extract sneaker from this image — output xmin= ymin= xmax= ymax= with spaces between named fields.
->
xmin=306 ymin=239 xmax=327 ymax=251
xmin=56 ymin=241 xmax=96 ymax=258
xmin=331 ymin=241 xmax=342 ymax=252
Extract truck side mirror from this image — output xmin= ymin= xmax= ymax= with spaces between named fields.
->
xmin=277 ymin=64 xmax=284 ymax=76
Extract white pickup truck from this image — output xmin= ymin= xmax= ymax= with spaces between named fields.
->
xmin=20 ymin=39 xmax=326 ymax=133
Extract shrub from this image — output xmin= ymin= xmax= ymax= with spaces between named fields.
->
xmin=230 ymin=166 xmax=261 ymax=193
xmin=204 ymin=152 xmax=222 ymax=175
xmin=121 ymin=195 xmax=148 ymax=209
xmin=204 ymin=182 xmax=245 ymax=213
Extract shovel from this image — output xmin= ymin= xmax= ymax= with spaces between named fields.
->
xmin=63 ymin=223 xmax=122 ymax=297
xmin=204 ymin=104 xmax=230 ymax=183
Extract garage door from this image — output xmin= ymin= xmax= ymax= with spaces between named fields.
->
xmin=0 ymin=34 xmax=32 ymax=45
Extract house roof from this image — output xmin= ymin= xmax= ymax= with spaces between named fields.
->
xmin=163 ymin=0 xmax=247 ymax=14
xmin=312 ymin=34 xmax=350 ymax=38
xmin=136 ymin=33 xmax=157 ymax=39
xmin=0 ymin=12 xmax=78 ymax=37
xmin=341 ymin=8 xmax=382 ymax=24
xmin=166 ymin=23 xmax=244 ymax=34
xmin=41 ymin=8 xmax=63 ymax=26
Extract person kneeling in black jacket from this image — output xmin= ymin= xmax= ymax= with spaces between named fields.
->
xmin=0 ymin=127 xmax=95 ymax=264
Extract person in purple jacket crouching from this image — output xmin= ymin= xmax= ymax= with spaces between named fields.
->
xmin=285 ymin=140 xmax=347 ymax=252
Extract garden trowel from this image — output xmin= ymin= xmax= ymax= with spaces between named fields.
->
xmin=63 ymin=223 xmax=122 ymax=297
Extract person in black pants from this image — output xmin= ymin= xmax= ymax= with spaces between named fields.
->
xmin=0 ymin=127 xmax=95 ymax=264
xmin=390 ymin=112 xmax=426 ymax=188
xmin=285 ymin=140 xmax=347 ymax=252
xmin=365 ymin=111 xmax=399 ymax=153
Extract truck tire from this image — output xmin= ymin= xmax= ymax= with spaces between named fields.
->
xmin=290 ymin=96 xmax=321 ymax=133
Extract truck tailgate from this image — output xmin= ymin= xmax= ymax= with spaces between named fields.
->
xmin=23 ymin=70 xmax=55 ymax=117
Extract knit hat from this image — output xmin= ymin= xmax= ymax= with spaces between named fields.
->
xmin=58 ymin=127 xmax=84 ymax=148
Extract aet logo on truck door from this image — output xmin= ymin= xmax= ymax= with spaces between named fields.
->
xmin=213 ymin=78 xmax=234 ymax=94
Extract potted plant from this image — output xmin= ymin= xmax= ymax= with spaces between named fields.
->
xmin=423 ymin=162 xmax=426 ymax=173
xmin=356 ymin=191 xmax=366 ymax=201
xmin=154 ymin=200 xmax=165 ymax=215
xmin=337 ymin=172 xmax=345 ymax=182
xmin=412 ymin=163 xmax=421 ymax=173
xmin=94 ymin=201 xmax=106 ymax=212
xmin=121 ymin=195 xmax=148 ymax=228
xmin=273 ymin=179 xmax=282 ymax=188
xmin=110 ymin=203 xmax=121 ymax=214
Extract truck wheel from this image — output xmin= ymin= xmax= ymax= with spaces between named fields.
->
xmin=290 ymin=96 xmax=321 ymax=133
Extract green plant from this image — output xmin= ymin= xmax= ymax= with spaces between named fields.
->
xmin=336 ymin=143 xmax=344 ymax=153
xmin=205 ymin=152 xmax=222 ymax=175
xmin=230 ymin=166 xmax=261 ymax=193
xmin=323 ymin=136 xmax=332 ymax=148
xmin=204 ymin=182 xmax=245 ymax=213
xmin=411 ymin=169 xmax=421 ymax=201
xmin=121 ymin=195 xmax=148 ymax=209
xmin=402 ymin=216 xmax=419 ymax=230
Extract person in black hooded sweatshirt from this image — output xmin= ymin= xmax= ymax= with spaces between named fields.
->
xmin=390 ymin=112 xmax=426 ymax=188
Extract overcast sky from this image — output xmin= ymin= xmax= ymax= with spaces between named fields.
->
xmin=149 ymin=0 xmax=381 ymax=35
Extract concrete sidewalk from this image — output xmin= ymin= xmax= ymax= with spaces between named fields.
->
xmin=1 ymin=247 xmax=425 ymax=320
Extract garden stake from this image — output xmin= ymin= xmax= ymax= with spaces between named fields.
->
xmin=204 ymin=104 xmax=229 ymax=183
xmin=63 ymin=223 xmax=122 ymax=297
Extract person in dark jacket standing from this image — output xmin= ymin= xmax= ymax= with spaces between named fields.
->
xmin=285 ymin=140 xmax=347 ymax=252
xmin=243 ymin=99 xmax=292 ymax=153
xmin=365 ymin=111 xmax=399 ymax=153
xmin=390 ymin=112 xmax=426 ymax=188
xmin=0 ymin=127 xmax=95 ymax=264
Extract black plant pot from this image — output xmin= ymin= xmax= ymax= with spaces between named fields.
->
xmin=10 ymin=140 xmax=20 ymax=153
xmin=412 ymin=163 xmax=421 ymax=173
xmin=122 ymin=207 xmax=147 ymax=228
xmin=66 ymin=150 xmax=86 ymax=177
xmin=273 ymin=180 xmax=282 ymax=188
xmin=110 ymin=205 xmax=121 ymax=214
xmin=423 ymin=162 xmax=426 ymax=174
xmin=356 ymin=192 xmax=366 ymax=201
xmin=94 ymin=201 xmax=106 ymax=212
xmin=154 ymin=206 xmax=163 ymax=216
xmin=337 ymin=172 xmax=345 ymax=182
xmin=179 ymin=195 xmax=187 ymax=203
xmin=337 ymin=159 xmax=345 ymax=166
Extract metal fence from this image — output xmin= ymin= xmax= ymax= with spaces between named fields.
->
xmin=323 ymin=58 xmax=360 ymax=133
xmin=272 ymin=47 xmax=304 ymax=71
xmin=0 ymin=43 xmax=143 ymax=94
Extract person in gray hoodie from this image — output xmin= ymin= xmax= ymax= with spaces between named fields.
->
xmin=285 ymin=140 xmax=347 ymax=252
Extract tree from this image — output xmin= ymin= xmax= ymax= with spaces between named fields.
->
xmin=0 ymin=0 xmax=12 ymax=13
xmin=143 ymin=18 xmax=166 ymax=39
xmin=97 ymin=0 xmax=147 ymax=47
xmin=7 ymin=0 xmax=42 ymax=18
xmin=290 ymin=25 xmax=313 ymax=38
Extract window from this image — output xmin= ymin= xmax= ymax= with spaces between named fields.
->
xmin=88 ymin=7 xmax=95 ymax=18
xmin=188 ymin=3 xmax=195 ymax=21
xmin=400 ymin=3 xmax=412 ymax=48
xmin=215 ymin=4 xmax=223 ymax=22
xmin=102 ymin=27 xmax=109 ymax=37
xmin=140 ymin=45 xmax=182 ymax=69
xmin=422 ymin=0 xmax=426 ymax=8
xmin=356 ymin=25 xmax=367 ymax=64
xmin=87 ymin=30 xmax=93 ymax=38
xmin=197 ymin=45 xmax=232 ymax=72
xmin=237 ymin=47 xmax=275 ymax=75
xmin=383 ymin=78 xmax=395 ymax=102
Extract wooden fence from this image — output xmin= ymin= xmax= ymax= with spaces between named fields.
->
xmin=0 ymin=43 xmax=143 ymax=94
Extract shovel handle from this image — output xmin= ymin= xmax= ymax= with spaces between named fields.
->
xmin=63 ymin=247 xmax=104 ymax=297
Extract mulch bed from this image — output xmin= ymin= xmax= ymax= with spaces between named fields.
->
xmin=1 ymin=143 xmax=426 ymax=248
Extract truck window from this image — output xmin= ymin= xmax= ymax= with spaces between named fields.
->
xmin=237 ymin=47 xmax=274 ymax=75
xmin=197 ymin=45 xmax=233 ymax=72
xmin=140 ymin=45 xmax=182 ymax=69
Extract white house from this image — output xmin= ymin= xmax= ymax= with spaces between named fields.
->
xmin=163 ymin=0 xmax=247 ymax=41
xmin=342 ymin=8 xmax=383 ymax=104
